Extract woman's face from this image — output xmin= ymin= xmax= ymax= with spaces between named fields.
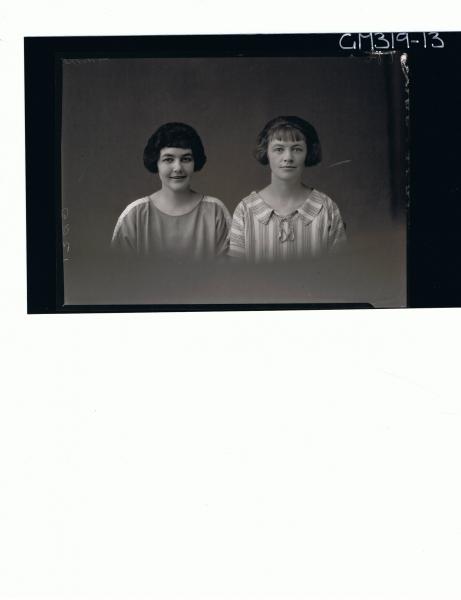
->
xmin=157 ymin=147 xmax=195 ymax=192
xmin=267 ymin=136 xmax=307 ymax=181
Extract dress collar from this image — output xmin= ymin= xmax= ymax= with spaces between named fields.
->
xmin=251 ymin=189 xmax=323 ymax=226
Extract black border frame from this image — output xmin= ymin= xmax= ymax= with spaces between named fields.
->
xmin=25 ymin=33 xmax=461 ymax=313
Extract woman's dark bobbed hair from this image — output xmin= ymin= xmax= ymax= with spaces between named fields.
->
xmin=254 ymin=116 xmax=322 ymax=167
xmin=143 ymin=122 xmax=207 ymax=173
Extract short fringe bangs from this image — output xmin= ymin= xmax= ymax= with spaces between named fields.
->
xmin=268 ymin=124 xmax=306 ymax=143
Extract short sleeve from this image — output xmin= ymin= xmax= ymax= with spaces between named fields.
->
xmin=328 ymin=201 xmax=347 ymax=252
xmin=214 ymin=203 xmax=232 ymax=257
xmin=111 ymin=208 xmax=137 ymax=254
xmin=228 ymin=202 xmax=246 ymax=259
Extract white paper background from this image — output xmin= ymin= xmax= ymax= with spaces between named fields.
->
xmin=1 ymin=2 xmax=461 ymax=599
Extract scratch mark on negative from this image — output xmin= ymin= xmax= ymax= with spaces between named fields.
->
xmin=365 ymin=50 xmax=398 ymax=64
xmin=400 ymin=53 xmax=409 ymax=86
xmin=328 ymin=160 xmax=352 ymax=168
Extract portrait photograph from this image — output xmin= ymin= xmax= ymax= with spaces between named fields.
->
xmin=59 ymin=49 xmax=407 ymax=308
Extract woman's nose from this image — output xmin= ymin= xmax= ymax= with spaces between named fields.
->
xmin=172 ymin=160 xmax=183 ymax=171
xmin=283 ymin=149 xmax=293 ymax=161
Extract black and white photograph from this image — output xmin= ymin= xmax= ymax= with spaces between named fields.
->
xmin=2 ymin=3 xmax=461 ymax=600
xmin=60 ymin=50 xmax=407 ymax=308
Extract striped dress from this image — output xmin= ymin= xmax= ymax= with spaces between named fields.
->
xmin=228 ymin=189 xmax=346 ymax=262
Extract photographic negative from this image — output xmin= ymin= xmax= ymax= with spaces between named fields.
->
xmin=27 ymin=33 xmax=461 ymax=312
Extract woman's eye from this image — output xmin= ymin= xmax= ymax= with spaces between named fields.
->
xmin=182 ymin=157 xmax=193 ymax=162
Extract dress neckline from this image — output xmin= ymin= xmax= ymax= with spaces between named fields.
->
xmin=149 ymin=193 xmax=204 ymax=217
xmin=252 ymin=187 xmax=314 ymax=217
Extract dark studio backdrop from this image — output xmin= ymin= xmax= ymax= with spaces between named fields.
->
xmin=61 ymin=55 xmax=407 ymax=307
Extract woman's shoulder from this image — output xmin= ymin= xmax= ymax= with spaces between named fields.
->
xmin=234 ymin=191 xmax=261 ymax=211
xmin=201 ymin=195 xmax=231 ymax=219
xmin=309 ymin=188 xmax=333 ymax=204
xmin=308 ymin=188 xmax=341 ymax=211
xmin=201 ymin=195 xmax=228 ymax=210
xmin=117 ymin=196 xmax=152 ymax=221
xmin=112 ymin=196 xmax=151 ymax=241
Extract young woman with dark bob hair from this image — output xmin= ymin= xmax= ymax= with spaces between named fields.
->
xmin=112 ymin=122 xmax=231 ymax=259
xmin=229 ymin=116 xmax=346 ymax=261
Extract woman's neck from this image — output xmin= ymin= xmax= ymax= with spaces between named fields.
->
xmin=153 ymin=188 xmax=201 ymax=216
xmin=261 ymin=178 xmax=308 ymax=215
